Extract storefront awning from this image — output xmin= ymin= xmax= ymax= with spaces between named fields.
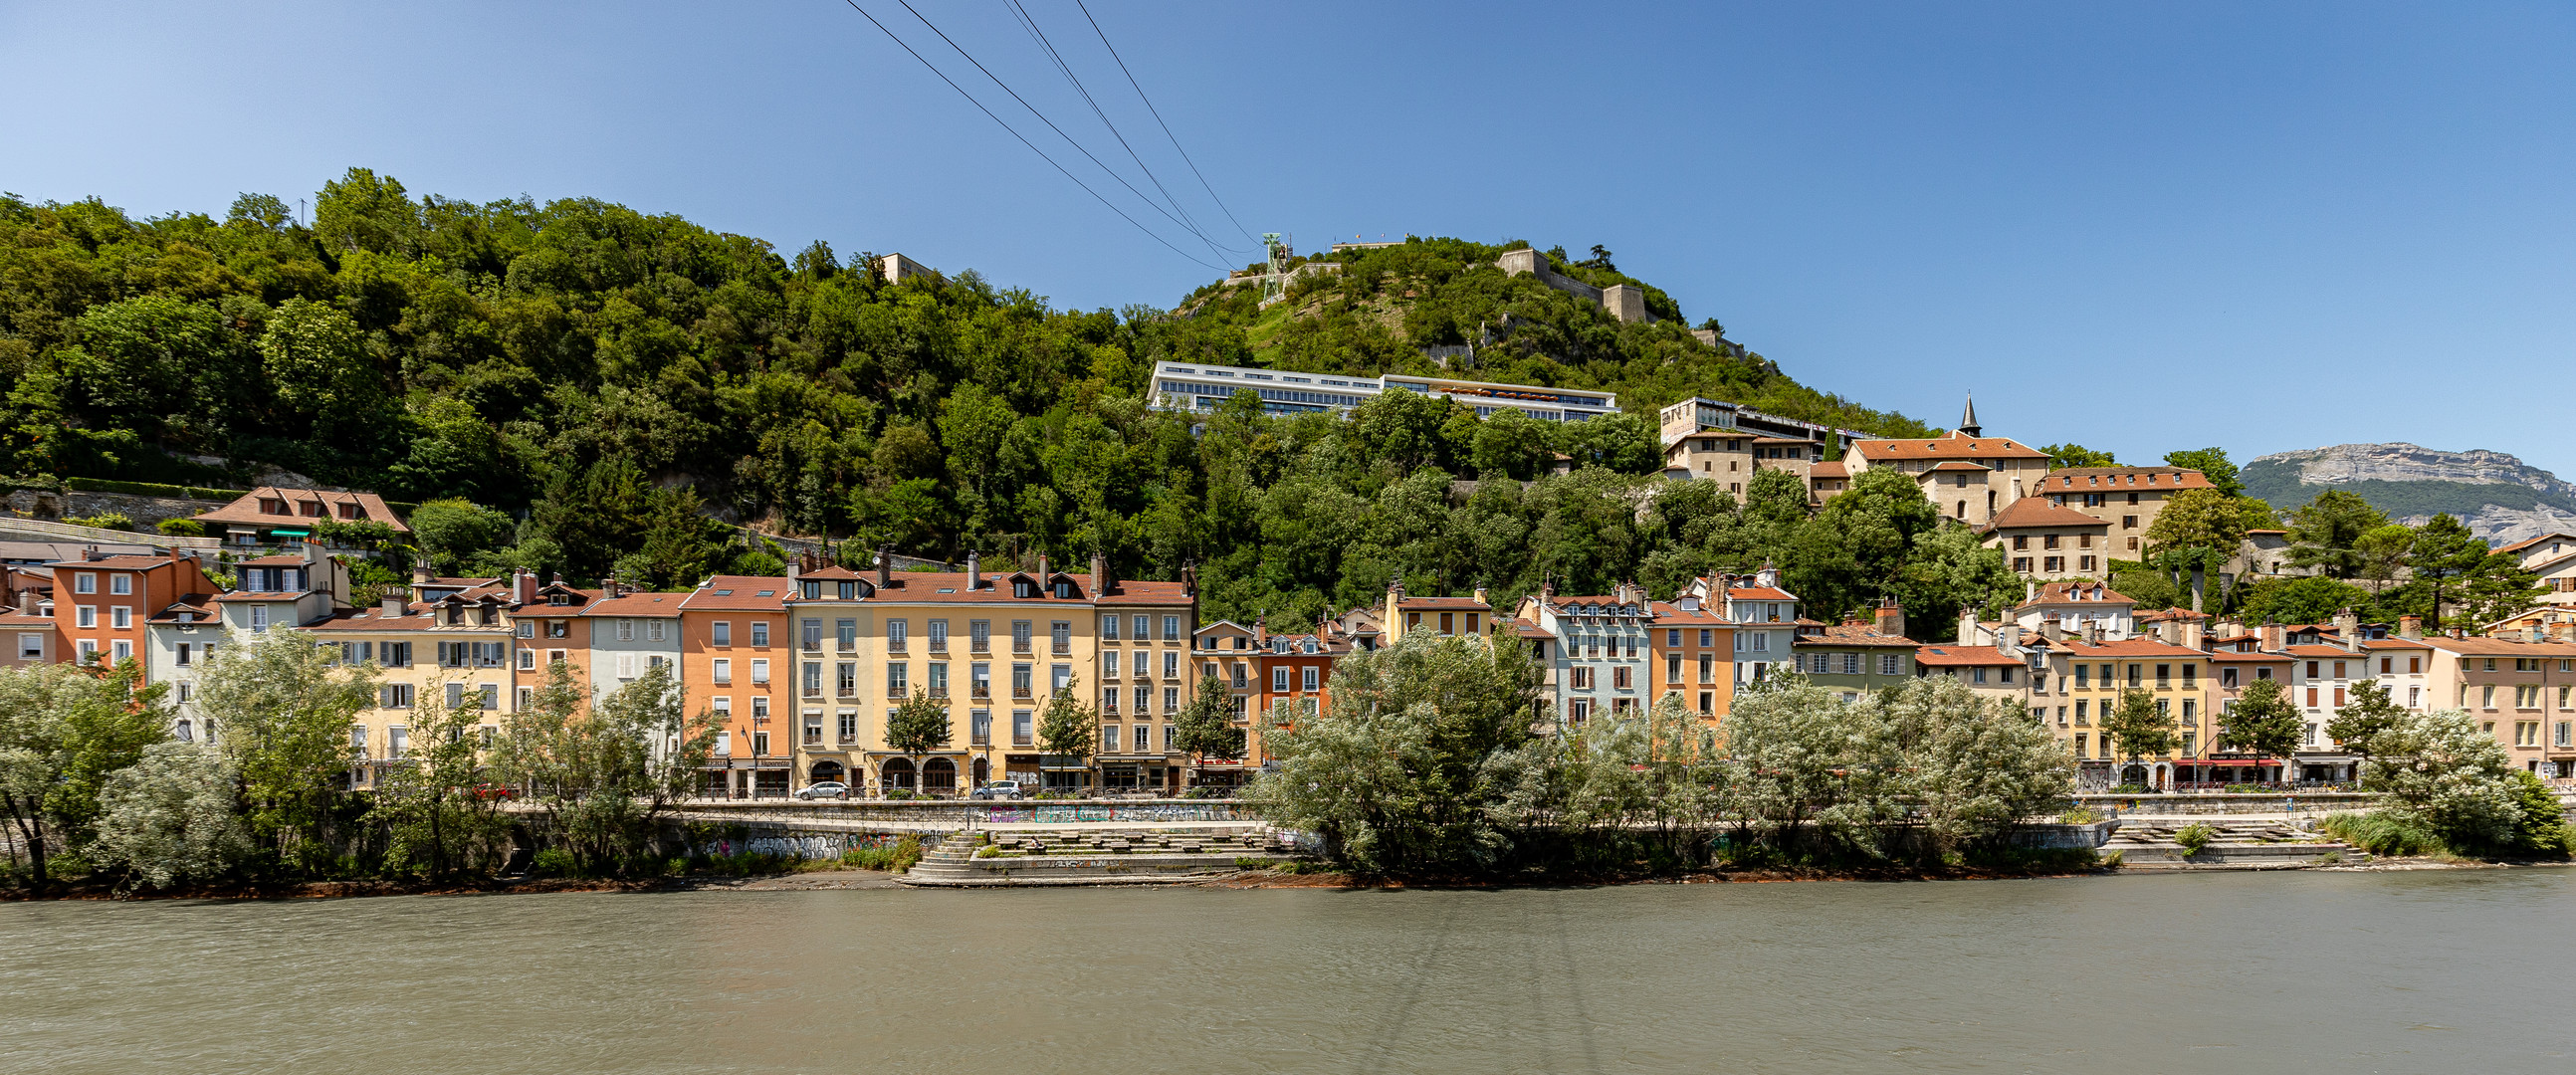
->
xmin=2173 ymin=758 xmax=2277 ymax=766
xmin=267 ymin=529 xmax=311 ymax=538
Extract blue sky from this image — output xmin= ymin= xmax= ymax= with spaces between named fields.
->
xmin=5 ymin=2 xmax=2572 ymax=474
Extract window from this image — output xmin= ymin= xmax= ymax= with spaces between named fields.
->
xmin=249 ymin=606 xmax=268 ymax=632
xmin=1012 ymin=621 xmax=1033 ymax=653
xmin=751 ymin=658 xmax=770 ymax=685
xmin=752 ymin=697 xmax=769 ymax=720
xmin=446 ymin=683 xmax=466 ymax=710
xmin=1164 ymin=616 xmax=1181 ymax=642
xmin=837 ymin=618 xmax=859 ymax=650
xmin=1163 ymin=687 xmax=1179 ymax=713
xmin=74 ymin=573 xmax=95 ymax=594
xmin=713 ymin=622 xmax=732 ymax=647
xmin=714 ymin=659 xmax=732 ymax=685
xmin=886 ymin=618 xmax=908 ymax=652
xmin=1051 ymin=621 xmax=1071 ymax=654
xmin=109 ymin=606 xmax=131 ymax=630
xmin=970 ymin=709 xmax=990 ymax=746
xmin=1272 ymin=667 xmax=1289 ymax=693
xmin=879 ymin=662 xmax=899 ymax=697
xmin=751 ymin=621 xmax=769 ymax=647
xmin=108 ymin=574 xmax=130 ymax=595
xmin=616 ymin=619 xmax=635 ymax=642
xmin=800 ymin=619 xmax=822 ymax=651
xmin=2515 ymin=721 xmax=2540 ymax=748
xmin=388 ymin=727 xmax=409 ymax=759
xmin=15 ymin=634 xmax=40 ymax=660
xmin=1302 ymin=666 xmax=1319 ymax=692
xmin=380 ymin=684 xmax=413 ymax=709
xmin=1102 ymin=725 xmax=1121 ymax=752
xmin=1013 ymin=710 xmax=1033 ymax=745
xmin=480 ymin=684 xmax=499 ymax=711
xmin=838 ymin=711 xmax=858 ymax=744
xmin=802 ymin=662 xmax=821 ymax=697
xmin=1053 ymin=664 xmax=1073 ymax=692
xmin=2075 ymin=700 xmax=2089 ymax=725
xmin=1163 ymin=651 xmax=1180 ymax=679
xmin=1104 ymin=650 xmax=1121 ymax=678
xmin=1131 ymin=725 xmax=1151 ymax=752
xmin=517 ymin=647 xmax=534 ymax=670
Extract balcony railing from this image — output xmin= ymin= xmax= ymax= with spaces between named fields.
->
xmin=971 ymin=639 xmax=990 ymax=654
xmin=1012 ymin=686 xmax=1033 ymax=700
xmin=1013 ymin=641 xmax=1032 ymax=654
xmin=971 ymin=684 xmax=991 ymax=699
xmin=929 ymin=686 xmax=949 ymax=699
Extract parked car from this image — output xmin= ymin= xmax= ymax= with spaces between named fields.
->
xmin=795 ymin=781 xmax=851 ymax=800
xmin=969 ymin=779 xmax=1028 ymax=800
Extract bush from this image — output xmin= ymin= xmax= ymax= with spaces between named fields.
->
xmin=2173 ymin=822 xmax=2216 ymax=855
xmin=65 ymin=477 xmax=246 ymax=501
xmin=2222 ymin=783 xmax=2262 ymax=794
xmin=2060 ymin=806 xmax=2105 ymax=824
xmin=973 ymin=844 xmax=999 ymax=858
xmin=2319 ymin=810 xmax=2443 ymax=857
xmin=532 ymin=848 xmax=579 ymax=877
xmin=63 ymin=512 xmax=135 ymax=531
xmin=882 ymin=787 xmax=916 ymax=800
xmin=839 ymin=835 xmax=923 ymax=873
xmin=155 ymin=518 xmax=206 ymax=537
xmin=2111 ymin=782 xmax=2148 ymax=794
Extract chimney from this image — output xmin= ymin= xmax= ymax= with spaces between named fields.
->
xmin=2086 ymin=623 xmax=2105 ymax=645
xmin=1474 ymin=585 xmax=1491 ymax=608
xmin=1542 ymin=576 xmax=1557 ymax=599
xmin=2026 ymin=578 xmax=2038 ymax=602
xmin=382 ymin=588 xmax=408 ymax=616
xmin=2182 ymin=617 xmax=2204 ymax=651
xmin=2549 ymin=620 xmax=2575 ymax=644
xmin=1755 ymin=559 xmax=1780 ymax=590
xmin=2260 ymin=621 xmax=2284 ymax=653
xmin=1181 ymin=562 xmax=1197 ymax=596
xmin=2398 ymin=614 xmax=2423 ymax=640
xmin=2333 ymin=607 xmax=2361 ymax=652
xmin=966 ymin=550 xmax=981 ymax=591
xmin=515 ymin=568 xmax=535 ymax=606
xmin=1034 ymin=552 xmax=1048 ymax=584
xmin=2039 ymin=614 xmax=2062 ymax=642
xmin=785 ymin=556 xmax=801 ymax=589
xmin=1998 ymin=622 xmax=2022 ymax=656
xmin=601 ymin=573 xmax=617 ymax=599
xmin=412 ymin=561 xmax=433 ymax=586
xmin=15 ymin=589 xmax=33 ymax=615
xmin=1873 ymin=598 xmax=1904 ymax=639
xmin=2451 ymin=627 xmax=2467 ymax=640
xmin=878 ymin=545 xmax=893 ymax=590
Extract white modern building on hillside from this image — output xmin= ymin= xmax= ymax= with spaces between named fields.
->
xmin=1150 ymin=361 xmax=1618 ymax=422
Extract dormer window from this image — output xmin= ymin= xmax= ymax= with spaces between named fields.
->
xmin=800 ymin=581 xmax=821 ymax=601
xmin=837 ymin=581 xmax=855 ymax=600
xmin=299 ymin=501 xmax=323 ymax=517
xmin=336 ymin=503 xmax=360 ymax=519
xmin=1014 ymin=580 xmax=1036 ymax=598
xmin=1052 ymin=581 xmax=1075 ymax=599
xmin=549 ymin=593 xmax=572 ymax=606
xmin=260 ymin=499 xmax=289 ymax=515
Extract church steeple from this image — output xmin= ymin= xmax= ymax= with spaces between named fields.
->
xmin=1957 ymin=393 xmax=1981 ymax=437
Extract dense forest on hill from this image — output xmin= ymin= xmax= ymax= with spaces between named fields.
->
xmin=1179 ymin=236 xmax=1940 ymax=438
xmin=0 ymin=168 xmax=1997 ymax=631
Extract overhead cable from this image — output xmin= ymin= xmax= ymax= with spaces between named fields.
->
xmin=836 ymin=0 xmax=1223 ymax=271
xmin=1074 ymin=0 xmax=1261 ymax=246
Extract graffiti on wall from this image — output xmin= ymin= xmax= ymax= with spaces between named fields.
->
xmin=1030 ymin=803 xmax=1234 ymax=823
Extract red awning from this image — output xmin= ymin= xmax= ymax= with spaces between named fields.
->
xmin=2173 ymin=758 xmax=2277 ymax=766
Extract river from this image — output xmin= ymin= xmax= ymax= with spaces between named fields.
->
xmin=3 ymin=869 xmax=2568 ymax=1073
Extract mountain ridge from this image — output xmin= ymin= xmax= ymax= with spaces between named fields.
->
xmin=2242 ymin=442 xmax=2576 ymax=545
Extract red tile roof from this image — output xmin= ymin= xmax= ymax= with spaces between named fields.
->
xmin=189 ymin=487 xmax=409 ymax=533
xmin=2492 ymin=533 xmax=2576 ymax=556
xmin=2049 ymin=637 xmax=2209 ymax=658
xmin=1397 ymin=596 xmax=1493 ymax=611
xmin=2018 ymin=581 xmax=2133 ymax=608
xmin=1727 ymin=587 xmax=1798 ymax=602
xmin=678 ymin=576 xmax=789 ymax=612
xmin=1851 ymin=432 xmax=2049 ymax=462
xmin=1925 ymin=461 xmax=1991 ymax=473
xmin=582 ymin=592 xmax=687 ymax=617
xmin=1915 ymin=644 xmax=2023 ymax=666
xmin=1797 ymin=622 xmax=1918 ymax=647
xmin=1810 ymin=461 xmax=1848 ymax=479
xmin=2421 ymin=636 xmax=2576 ymax=658
xmin=1982 ymin=497 xmax=2113 ymax=532
xmin=45 ymin=554 xmax=185 ymax=570
xmin=2208 ymin=651 xmax=2291 ymax=664
xmin=2040 ymin=468 xmax=2215 ymax=492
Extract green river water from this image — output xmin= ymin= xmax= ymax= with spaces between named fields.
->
xmin=3 ymin=869 xmax=2568 ymax=1073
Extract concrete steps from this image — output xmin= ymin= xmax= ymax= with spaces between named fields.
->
xmin=2105 ymin=820 xmax=2354 ymax=869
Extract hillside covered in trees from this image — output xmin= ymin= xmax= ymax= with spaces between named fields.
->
xmin=0 ymin=168 xmax=1997 ymax=631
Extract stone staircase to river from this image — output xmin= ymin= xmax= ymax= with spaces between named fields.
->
xmin=2104 ymin=819 xmax=2355 ymax=869
xmin=900 ymin=826 xmax=1291 ymax=887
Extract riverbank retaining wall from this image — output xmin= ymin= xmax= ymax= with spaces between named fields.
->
xmin=2078 ymin=792 xmax=2379 ymax=816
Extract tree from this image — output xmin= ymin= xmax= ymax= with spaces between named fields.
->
xmin=2359 ymin=708 xmax=2524 ymax=850
xmin=2217 ymin=678 xmax=2301 ymax=772
xmin=368 ymin=684 xmax=509 ymax=878
xmin=198 ymin=630 xmax=377 ymax=876
xmin=492 ymin=659 xmax=712 ymax=873
xmin=2406 ymin=514 xmax=2489 ymax=631
xmin=2039 ymin=444 xmax=2116 ymax=469
xmin=0 ymin=661 xmax=168 ymax=893
xmin=1716 ymin=677 xmax=1853 ymax=852
xmin=2162 ymin=448 xmax=2243 ymax=498
xmin=2241 ymin=575 xmax=2373 ymax=625
xmin=2353 ymin=524 xmax=2415 ymax=592
xmin=2458 ymin=551 xmax=2544 ymax=629
xmin=260 ymin=297 xmax=394 ymax=454
xmin=882 ymin=689 xmax=952 ymax=794
xmin=2099 ymin=688 xmax=2175 ymax=763
xmin=1874 ymin=677 xmax=2073 ymax=853
xmin=1249 ymin=630 xmax=1539 ymax=875
xmin=2285 ymin=490 xmax=2390 ymax=579
xmin=1175 ymin=673 xmax=1244 ymax=780
xmin=407 ymin=498 xmax=518 ymax=577
xmin=2326 ymin=678 xmax=2408 ymax=757
xmin=1033 ymin=682 xmax=1096 ymax=790
xmin=90 ymin=743 xmax=251 ymax=892
xmin=2144 ymin=489 xmax=2248 ymax=612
